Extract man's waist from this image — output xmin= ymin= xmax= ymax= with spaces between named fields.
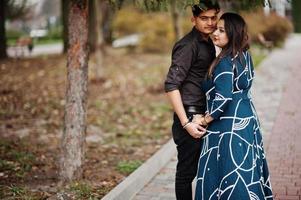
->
xmin=184 ymin=105 xmax=205 ymax=113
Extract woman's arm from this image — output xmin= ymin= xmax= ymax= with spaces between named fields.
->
xmin=195 ymin=58 xmax=233 ymax=126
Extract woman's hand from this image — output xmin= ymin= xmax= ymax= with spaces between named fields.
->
xmin=192 ymin=114 xmax=206 ymax=126
xmin=192 ymin=114 xmax=213 ymax=127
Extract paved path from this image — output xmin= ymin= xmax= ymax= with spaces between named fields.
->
xmin=7 ymin=43 xmax=62 ymax=58
xmin=133 ymin=34 xmax=301 ymax=200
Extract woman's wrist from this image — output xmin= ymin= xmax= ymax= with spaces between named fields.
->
xmin=201 ymin=114 xmax=212 ymax=126
xmin=201 ymin=117 xmax=208 ymax=126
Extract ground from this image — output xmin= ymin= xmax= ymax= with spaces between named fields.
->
xmin=0 ymin=45 xmax=268 ymax=199
xmin=0 ymin=48 xmax=172 ymax=199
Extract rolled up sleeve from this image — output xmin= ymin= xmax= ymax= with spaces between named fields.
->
xmin=164 ymin=43 xmax=195 ymax=92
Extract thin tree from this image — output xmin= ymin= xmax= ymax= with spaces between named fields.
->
xmin=0 ymin=0 xmax=34 ymax=59
xmin=0 ymin=0 xmax=7 ymax=60
xmin=92 ymin=0 xmax=109 ymax=80
xmin=62 ymin=0 xmax=70 ymax=53
xmin=170 ymin=0 xmax=183 ymax=41
xmin=89 ymin=0 xmax=115 ymax=52
xmin=60 ymin=0 xmax=89 ymax=182
xmin=292 ymin=0 xmax=301 ymax=33
xmin=88 ymin=0 xmax=97 ymax=52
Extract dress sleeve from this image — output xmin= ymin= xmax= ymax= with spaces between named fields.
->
xmin=164 ymin=42 xmax=196 ymax=92
xmin=209 ymin=58 xmax=234 ymax=119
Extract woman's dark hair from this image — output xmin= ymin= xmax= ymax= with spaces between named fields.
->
xmin=192 ymin=0 xmax=220 ymax=17
xmin=208 ymin=12 xmax=250 ymax=76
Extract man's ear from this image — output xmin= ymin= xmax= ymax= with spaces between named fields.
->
xmin=191 ymin=16 xmax=196 ymax=25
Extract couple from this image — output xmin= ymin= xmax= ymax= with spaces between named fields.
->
xmin=164 ymin=0 xmax=273 ymax=199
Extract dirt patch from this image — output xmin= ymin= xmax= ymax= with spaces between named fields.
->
xmin=0 ymin=50 xmax=173 ymax=199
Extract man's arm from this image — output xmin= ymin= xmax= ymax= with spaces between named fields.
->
xmin=166 ymin=89 xmax=206 ymax=138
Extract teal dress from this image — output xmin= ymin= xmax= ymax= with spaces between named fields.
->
xmin=195 ymin=51 xmax=273 ymax=200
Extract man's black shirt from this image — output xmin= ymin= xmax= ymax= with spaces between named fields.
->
xmin=164 ymin=27 xmax=216 ymax=107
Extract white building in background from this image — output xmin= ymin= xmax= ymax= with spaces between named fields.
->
xmin=7 ymin=0 xmax=60 ymax=34
xmin=264 ymin=0 xmax=292 ymax=17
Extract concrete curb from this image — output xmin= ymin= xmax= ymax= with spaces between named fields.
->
xmin=101 ymin=139 xmax=177 ymax=200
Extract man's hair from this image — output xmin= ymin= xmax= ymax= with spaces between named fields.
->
xmin=192 ymin=0 xmax=220 ymax=16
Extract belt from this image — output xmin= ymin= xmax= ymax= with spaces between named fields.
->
xmin=184 ymin=105 xmax=204 ymax=113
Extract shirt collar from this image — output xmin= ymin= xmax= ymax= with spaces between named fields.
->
xmin=192 ymin=26 xmax=211 ymax=43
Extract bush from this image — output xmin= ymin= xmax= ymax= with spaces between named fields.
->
xmin=263 ymin=14 xmax=293 ymax=46
xmin=113 ymin=7 xmax=176 ymax=52
xmin=112 ymin=7 xmax=146 ymax=38
xmin=6 ymin=29 xmax=26 ymax=40
xmin=138 ymin=14 xmax=175 ymax=52
xmin=45 ymin=26 xmax=62 ymax=40
xmin=242 ymin=10 xmax=293 ymax=47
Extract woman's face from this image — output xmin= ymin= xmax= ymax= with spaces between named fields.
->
xmin=212 ymin=20 xmax=229 ymax=48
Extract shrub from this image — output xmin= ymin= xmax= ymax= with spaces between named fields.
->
xmin=112 ymin=7 xmax=176 ymax=52
xmin=138 ymin=13 xmax=175 ymax=52
xmin=112 ymin=7 xmax=146 ymax=38
xmin=242 ymin=10 xmax=293 ymax=47
xmin=6 ymin=29 xmax=26 ymax=40
xmin=45 ymin=26 xmax=62 ymax=40
xmin=262 ymin=13 xmax=293 ymax=46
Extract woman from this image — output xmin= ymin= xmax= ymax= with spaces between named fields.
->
xmin=194 ymin=13 xmax=273 ymax=200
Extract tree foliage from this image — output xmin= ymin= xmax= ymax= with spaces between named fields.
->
xmin=5 ymin=0 xmax=32 ymax=20
xmin=292 ymin=0 xmax=301 ymax=32
xmin=108 ymin=0 xmax=272 ymax=12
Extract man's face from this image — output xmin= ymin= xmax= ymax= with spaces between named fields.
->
xmin=192 ymin=9 xmax=218 ymax=35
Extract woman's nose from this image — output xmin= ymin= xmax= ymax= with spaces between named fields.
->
xmin=213 ymin=29 xmax=218 ymax=36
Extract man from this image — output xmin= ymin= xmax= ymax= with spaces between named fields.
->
xmin=164 ymin=1 xmax=220 ymax=199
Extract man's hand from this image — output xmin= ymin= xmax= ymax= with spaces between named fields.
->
xmin=184 ymin=122 xmax=206 ymax=138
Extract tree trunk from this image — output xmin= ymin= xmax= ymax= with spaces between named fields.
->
xmin=60 ymin=0 xmax=89 ymax=182
xmin=88 ymin=0 xmax=114 ymax=51
xmin=292 ymin=0 xmax=301 ymax=33
xmin=93 ymin=0 xmax=105 ymax=80
xmin=102 ymin=1 xmax=114 ymax=44
xmin=88 ymin=0 xmax=97 ymax=52
xmin=0 ymin=0 xmax=8 ymax=59
xmin=170 ymin=0 xmax=182 ymax=41
xmin=62 ymin=0 xmax=70 ymax=53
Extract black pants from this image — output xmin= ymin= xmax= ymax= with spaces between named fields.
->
xmin=172 ymin=112 xmax=203 ymax=200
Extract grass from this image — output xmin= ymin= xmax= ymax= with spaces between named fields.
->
xmin=252 ymin=52 xmax=267 ymax=67
xmin=7 ymin=38 xmax=62 ymax=46
xmin=8 ymin=185 xmax=26 ymax=198
xmin=68 ymin=182 xmax=111 ymax=200
xmin=0 ymin=184 xmax=44 ymax=200
xmin=250 ymin=44 xmax=270 ymax=68
xmin=34 ymin=39 xmax=62 ymax=45
xmin=69 ymin=182 xmax=94 ymax=199
xmin=0 ymin=140 xmax=36 ymax=178
xmin=116 ymin=160 xmax=143 ymax=174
